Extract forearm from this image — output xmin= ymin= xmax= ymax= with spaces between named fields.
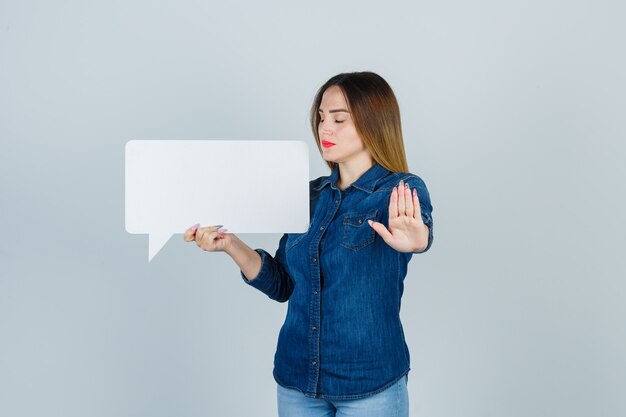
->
xmin=225 ymin=235 xmax=262 ymax=281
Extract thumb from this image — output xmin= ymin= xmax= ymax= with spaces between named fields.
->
xmin=368 ymin=219 xmax=392 ymax=242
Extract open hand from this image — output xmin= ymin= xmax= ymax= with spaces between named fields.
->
xmin=368 ymin=179 xmax=429 ymax=253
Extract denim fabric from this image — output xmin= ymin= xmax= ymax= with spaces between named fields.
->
xmin=241 ymin=162 xmax=434 ymax=400
xmin=277 ymin=374 xmax=409 ymax=417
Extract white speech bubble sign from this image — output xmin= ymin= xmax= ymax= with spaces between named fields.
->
xmin=125 ymin=140 xmax=310 ymax=261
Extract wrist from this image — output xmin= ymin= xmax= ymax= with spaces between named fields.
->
xmin=413 ymin=225 xmax=429 ymax=253
xmin=224 ymin=234 xmax=240 ymax=256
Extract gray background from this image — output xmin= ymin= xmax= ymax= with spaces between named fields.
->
xmin=1 ymin=1 xmax=624 ymax=416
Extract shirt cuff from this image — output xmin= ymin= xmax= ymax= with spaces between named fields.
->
xmin=240 ymin=248 xmax=274 ymax=292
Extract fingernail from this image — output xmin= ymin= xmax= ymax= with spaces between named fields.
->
xmin=367 ymin=220 xmax=373 ymax=226
xmin=217 ymin=227 xmax=228 ymax=233
xmin=191 ymin=223 xmax=200 ymax=230
xmin=214 ymin=224 xmax=223 ymax=229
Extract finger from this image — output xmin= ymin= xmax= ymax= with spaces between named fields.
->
xmin=195 ymin=227 xmax=207 ymax=245
xmin=184 ymin=223 xmax=200 ymax=242
xmin=397 ymin=180 xmax=406 ymax=217
xmin=404 ymin=182 xmax=414 ymax=218
xmin=389 ymin=186 xmax=399 ymax=222
xmin=368 ymin=219 xmax=392 ymax=243
xmin=196 ymin=227 xmax=218 ymax=247
xmin=195 ymin=226 xmax=220 ymax=245
xmin=413 ymin=188 xmax=424 ymax=224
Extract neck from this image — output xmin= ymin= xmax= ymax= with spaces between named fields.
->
xmin=336 ymin=157 xmax=375 ymax=190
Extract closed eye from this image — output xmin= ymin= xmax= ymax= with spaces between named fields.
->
xmin=320 ymin=120 xmax=345 ymax=124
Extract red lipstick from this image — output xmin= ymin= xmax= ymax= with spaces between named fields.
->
xmin=322 ymin=140 xmax=335 ymax=148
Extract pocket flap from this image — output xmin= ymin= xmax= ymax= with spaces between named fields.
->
xmin=343 ymin=208 xmax=378 ymax=226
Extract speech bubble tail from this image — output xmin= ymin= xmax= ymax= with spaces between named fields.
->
xmin=148 ymin=233 xmax=173 ymax=262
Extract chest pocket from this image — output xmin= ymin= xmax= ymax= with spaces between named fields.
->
xmin=340 ymin=208 xmax=378 ymax=251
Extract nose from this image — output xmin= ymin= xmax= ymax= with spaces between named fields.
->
xmin=320 ymin=121 xmax=333 ymax=136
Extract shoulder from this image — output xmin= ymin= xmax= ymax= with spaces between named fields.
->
xmin=375 ymin=171 xmax=430 ymax=193
xmin=310 ymin=174 xmax=331 ymax=193
xmin=310 ymin=175 xmax=326 ymax=188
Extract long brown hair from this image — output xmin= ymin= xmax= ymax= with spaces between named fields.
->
xmin=310 ymin=71 xmax=409 ymax=173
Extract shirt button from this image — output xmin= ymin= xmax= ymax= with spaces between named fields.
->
xmin=313 ymin=291 xmax=318 ymax=295
xmin=320 ymin=226 xmax=324 ymax=230
xmin=312 ymin=326 xmax=317 ymax=331
xmin=335 ymin=199 xmax=339 ymax=204
xmin=312 ymin=361 xmax=317 ymax=365
xmin=358 ymin=219 xmax=363 ymax=224
xmin=312 ymin=257 xmax=317 ymax=262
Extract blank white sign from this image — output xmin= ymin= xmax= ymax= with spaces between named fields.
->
xmin=125 ymin=140 xmax=310 ymax=261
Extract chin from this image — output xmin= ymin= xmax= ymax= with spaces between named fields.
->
xmin=321 ymin=150 xmax=336 ymax=161
xmin=323 ymin=153 xmax=341 ymax=161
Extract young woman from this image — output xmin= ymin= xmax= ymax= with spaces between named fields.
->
xmin=184 ymin=71 xmax=434 ymax=417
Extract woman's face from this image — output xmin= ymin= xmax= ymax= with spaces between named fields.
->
xmin=318 ymin=85 xmax=370 ymax=164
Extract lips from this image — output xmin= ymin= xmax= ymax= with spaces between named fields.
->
xmin=322 ymin=140 xmax=335 ymax=148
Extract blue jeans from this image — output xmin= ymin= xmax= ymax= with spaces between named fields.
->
xmin=277 ymin=375 xmax=409 ymax=417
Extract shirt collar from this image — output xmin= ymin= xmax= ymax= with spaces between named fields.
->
xmin=313 ymin=162 xmax=390 ymax=194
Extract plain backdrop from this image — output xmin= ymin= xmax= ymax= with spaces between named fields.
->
xmin=1 ymin=1 xmax=624 ymax=416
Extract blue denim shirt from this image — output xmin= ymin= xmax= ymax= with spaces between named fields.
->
xmin=240 ymin=162 xmax=434 ymax=400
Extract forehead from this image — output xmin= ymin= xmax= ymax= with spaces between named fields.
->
xmin=319 ymin=85 xmax=348 ymax=108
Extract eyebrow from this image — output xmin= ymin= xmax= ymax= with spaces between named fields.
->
xmin=318 ymin=108 xmax=351 ymax=114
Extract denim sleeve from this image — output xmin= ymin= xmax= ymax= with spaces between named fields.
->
xmin=404 ymin=175 xmax=434 ymax=253
xmin=240 ymin=233 xmax=294 ymax=302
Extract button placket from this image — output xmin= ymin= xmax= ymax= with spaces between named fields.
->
xmin=308 ymin=190 xmax=344 ymax=393
xmin=308 ymin=217 xmax=325 ymax=394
